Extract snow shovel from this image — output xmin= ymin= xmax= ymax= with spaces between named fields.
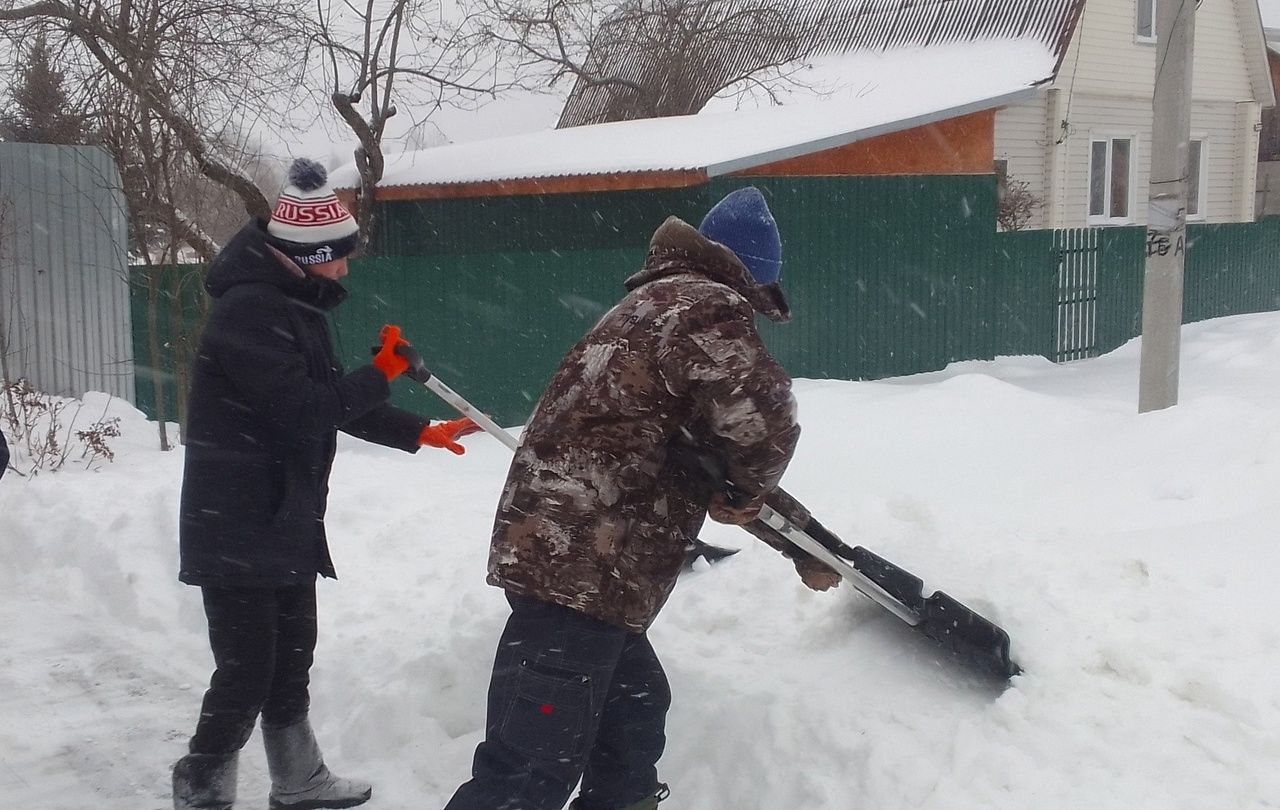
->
xmin=387 ymin=353 xmax=739 ymax=565
xmin=752 ymin=498 xmax=1021 ymax=680
xmin=671 ymin=443 xmax=1022 ymax=681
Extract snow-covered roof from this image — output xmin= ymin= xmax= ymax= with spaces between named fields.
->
xmin=332 ymin=38 xmax=1056 ymax=193
xmin=558 ymin=0 xmax=1084 ymax=128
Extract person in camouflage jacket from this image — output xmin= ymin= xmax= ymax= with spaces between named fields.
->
xmin=444 ymin=188 xmax=838 ymax=810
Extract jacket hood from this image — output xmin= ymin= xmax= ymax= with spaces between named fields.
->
xmin=205 ymin=220 xmax=348 ymax=311
xmin=626 ymin=216 xmax=791 ymax=323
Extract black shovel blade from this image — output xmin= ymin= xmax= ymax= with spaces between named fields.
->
xmin=917 ymin=591 xmax=1022 ymax=680
xmin=844 ymin=542 xmax=1021 ymax=681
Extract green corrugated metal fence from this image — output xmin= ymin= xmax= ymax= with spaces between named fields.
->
xmin=128 ymin=263 xmax=207 ymax=425
xmin=1184 ymin=219 xmax=1280 ymax=322
xmin=749 ymin=177 xmax=1001 ymax=382
xmin=338 ymin=249 xmax=643 ymax=425
xmin=992 ymin=228 xmax=1057 ymax=360
xmin=129 ymin=178 xmax=1280 ymax=427
xmin=1094 ymin=227 xmax=1147 ymax=356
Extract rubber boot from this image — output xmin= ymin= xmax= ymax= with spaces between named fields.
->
xmin=173 ymin=752 xmax=238 ymax=810
xmin=262 ymin=718 xmax=372 ymax=810
xmin=569 ymin=783 xmax=670 ymax=810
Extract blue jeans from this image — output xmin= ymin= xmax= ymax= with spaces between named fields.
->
xmin=445 ymin=593 xmax=671 ymax=810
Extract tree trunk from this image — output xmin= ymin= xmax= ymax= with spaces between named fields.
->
xmin=142 ymin=263 xmax=172 ymax=452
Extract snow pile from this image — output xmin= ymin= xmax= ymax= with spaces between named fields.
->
xmin=2 ymin=312 xmax=1279 ymax=809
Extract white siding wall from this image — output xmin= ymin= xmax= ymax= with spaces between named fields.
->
xmin=1061 ymin=0 xmax=1253 ymax=100
xmin=1010 ymin=95 xmax=1251 ymax=226
xmin=995 ymin=0 xmax=1265 ymax=227
xmin=994 ymin=94 xmax=1050 ymax=229
xmin=1233 ymin=101 xmax=1262 ymax=220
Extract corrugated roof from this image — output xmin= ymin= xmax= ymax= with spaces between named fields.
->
xmin=332 ymin=38 xmax=1055 ymax=193
xmin=558 ymin=0 xmax=1083 ymax=127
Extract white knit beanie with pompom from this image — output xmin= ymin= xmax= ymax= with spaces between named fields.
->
xmin=267 ymin=158 xmax=360 ymax=266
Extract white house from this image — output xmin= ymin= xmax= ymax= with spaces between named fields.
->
xmin=542 ymin=0 xmax=1273 ymax=230
xmin=997 ymin=0 xmax=1274 ymax=228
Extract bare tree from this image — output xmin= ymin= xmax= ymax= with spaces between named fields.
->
xmin=476 ymin=0 xmax=820 ymax=128
xmin=0 ymin=0 xmax=314 ymax=238
xmin=312 ymin=0 xmax=509 ymax=241
xmin=0 ymin=0 xmax=299 ymax=446
xmin=1 ymin=1 xmax=519 ymax=254
xmin=92 ymin=79 xmax=282 ymax=263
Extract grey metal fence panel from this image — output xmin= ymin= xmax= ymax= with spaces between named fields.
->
xmin=0 ymin=143 xmax=134 ymax=403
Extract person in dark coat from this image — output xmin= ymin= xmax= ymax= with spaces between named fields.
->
xmin=0 ymin=429 xmax=8 ymax=480
xmin=173 ymin=158 xmax=479 ymax=810
xmin=443 ymin=187 xmax=840 ymax=810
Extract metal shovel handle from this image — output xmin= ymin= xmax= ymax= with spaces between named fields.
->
xmin=414 ymin=370 xmax=519 ymax=452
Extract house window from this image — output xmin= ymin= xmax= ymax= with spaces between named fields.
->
xmin=1089 ymin=137 xmax=1133 ymax=223
xmin=1187 ymin=139 xmax=1205 ymax=219
xmin=1137 ymin=0 xmax=1156 ymax=41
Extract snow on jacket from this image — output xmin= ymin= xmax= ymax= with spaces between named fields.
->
xmin=179 ymin=220 xmax=429 ymax=587
xmin=488 ymin=215 xmax=801 ymax=631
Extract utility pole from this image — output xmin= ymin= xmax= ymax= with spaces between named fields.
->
xmin=1138 ymin=0 xmax=1195 ymax=412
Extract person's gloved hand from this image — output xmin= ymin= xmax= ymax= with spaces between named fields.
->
xmin=794 ymin=556 xmax=841 ymax=591
xmin=371 ymin=325 xmax=426 ymax=381
xmin=707 ymin=490 xmax=767 ymax=525
xmin=419 ymin=417 xmax=481 ymax=455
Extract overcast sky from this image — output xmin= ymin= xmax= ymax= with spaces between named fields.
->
xmin=1262 ymin=0 xmax=1280 ymax=27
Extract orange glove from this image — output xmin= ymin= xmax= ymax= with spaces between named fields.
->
xmin=372 ymin=325 xmax=411 ymax=381
xmin=419 ymin=417 xmax=482 ymax=455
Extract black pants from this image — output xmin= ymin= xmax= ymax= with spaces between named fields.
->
xmin=445 ymin=593 xmax=671 ymax=810
xmin=188 ymin=583 xmax=318 ymax=756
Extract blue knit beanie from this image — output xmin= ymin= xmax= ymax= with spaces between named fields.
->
xmin=698 ymin=187 xmax=782 ymax=285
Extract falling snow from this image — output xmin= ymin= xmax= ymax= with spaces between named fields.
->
xmin=2 ymin=311 xmax=1280 ymax=808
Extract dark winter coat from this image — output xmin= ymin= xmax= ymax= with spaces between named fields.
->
xmin=0 ymin=430 xmax=8 ymax=480
xmin=488 ymin=216 xmax=801 ymax=631
xmin=179 ymin=221 xmax=429 ymax=587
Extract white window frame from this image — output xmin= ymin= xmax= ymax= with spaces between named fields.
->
xmin=1087 ymin=135 xmax=1137 ymax=225
xmin=1136 ymin=0 xmax=1157 ymax=43
xmin=1186 ymin=137 xmax=1207 ymax=221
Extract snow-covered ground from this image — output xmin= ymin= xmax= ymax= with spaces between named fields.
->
xmin=3 ymin=311 xmax=1280 ymax=809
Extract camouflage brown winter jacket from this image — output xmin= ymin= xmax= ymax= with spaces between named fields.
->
xmin=487 ymin=215 xmax=801 ymax=631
